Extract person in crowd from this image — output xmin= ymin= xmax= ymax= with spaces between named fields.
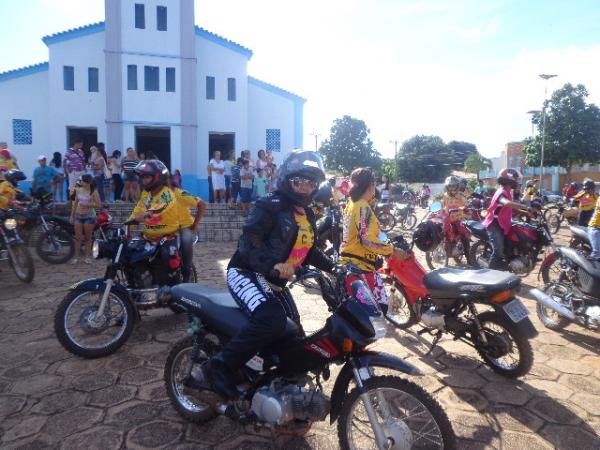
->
xmin=229 ymin=157 xmax=242 ymax=208
xmin=339 ymin=167 xmax=408 ymax=315
xmin=90 ymin=144 xmax=110 ymax=202
xmin=442 ymin=175 xmax=470 ymax=262
xmin=379 ymin=175 xmax=391 ymax=203
xmin=110 ymin=150 xmax=123 ymax=202
xmin=242 ymin=149 xmax=254 ymax=169
xmin=256 ymin=149 xmax=269 ymax=171
xmin=99 ymin=144 xmax=112 ymax=202
xmin=574 ymin=179 xmax=598 ymax=226
xmin=122 ymin=147 xmax=140 ymax=202
xmin=206 ymin=161 xmax=214 ymax=203
xmin=239 ymin=159 xmax=254 ymax=213
xmin=587 ymin=193 xmax=600 ymax=261
xmin=128 ymin=160 xmax=181 ymax=283
xmin=0 ymin=147 xmax=19 ymax=180
xmin=482 ymin=168 xmax=533 ymax=269
xmin=564 ymin=182 xmax=578 ymax=199
xmin=522 ymin=179 xmax=539 ymax=206
xmin=64 ymin=138 xmax=86 ymax=195
xmin=197 ymin=150 xmax=333 ymax=400
xmin=0 ymin=169 xmax=26 ymax=210
xmin=223 ymin=151 xmax=233 ymax=203
xmin=32 ymin=155 xmax=58 ymax=198
xmin=474 ymin=179 xmax=486 ymax=195
xmin=70 ymin=174 xmax=102 ymax=264
xmin=210 ymin=150 xmax=226 ymax=203
xmin=172 ymin=169 xmax=182 ymax=188
xmin=458 ymin=177 xmax=471 ymax=197
xmin=421 ymin=183 xmax=431 ymax=200
xmin=49 ymin=152 xmax=65 ymax=203
xmin=254 ymin=167 xmax=267 ymax=198
xmin=171 ymin=176 xmax=206 ymax=282
xmin=265 ymin=149 xmax=274 ymax=165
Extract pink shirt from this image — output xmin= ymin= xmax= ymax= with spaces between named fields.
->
xmin=483 ymin=186 xmax=513 ymax=234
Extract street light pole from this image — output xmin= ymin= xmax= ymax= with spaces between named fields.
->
xmin=538 ymin=74 xmax=557 ymax=190
xmin=309 ymin=132 xmax=320 ymax=151
xmin=389 ymin=139 xmax=398 ymax=180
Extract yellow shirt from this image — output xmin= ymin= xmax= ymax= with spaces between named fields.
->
xmin=285 ymin=210 xmax=314 ymax=268
xmin=575 ymin=190 xmax=598 ymax=211
xmin=0 ymin=181 xmax=17 ymax=210
xmin=174 ymin=188 xmax=200 ymax=229
xmin=129 ymin=186 xmax=179 ymax=239
xmin=339 ymin=198 xmax=393 ymax=271
xmin=588 ymin=197 xmax=600 ymax=228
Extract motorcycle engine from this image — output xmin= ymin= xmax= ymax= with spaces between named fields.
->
xmin=508 ymin=256 xmax=529 ymax=275
xmin=585 ymin=306 xmax=600 ymax=327
xmin=421 ymin=308 xmax=446 ymax=330
xmin=251 ymin=383 xmax=330 ymax=425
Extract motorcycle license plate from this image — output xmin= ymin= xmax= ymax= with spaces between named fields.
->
xmin=503 ymin=299 xmax=529 ymax=323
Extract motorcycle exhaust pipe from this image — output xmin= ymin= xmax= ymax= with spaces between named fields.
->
xmin=529 ymin=288 xmax=577 ymax=321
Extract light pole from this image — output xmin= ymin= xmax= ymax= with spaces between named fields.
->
xmin=539 ymin=74 xmax=557 ymax=190
xmin=309 ymin=132 xmax=320 ymax=151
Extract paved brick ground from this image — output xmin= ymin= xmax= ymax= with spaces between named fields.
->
xmin=1 ymin=219 xmax=600 ymax=449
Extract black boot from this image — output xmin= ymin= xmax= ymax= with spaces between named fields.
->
xmin=204 ymin=357 xmax=240 ymax=400
xmin=379 ymin=302 xmax=389 ymax=316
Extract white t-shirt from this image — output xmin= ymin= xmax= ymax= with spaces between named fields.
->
xmin=223 ymin=160 xmax=233 ymax=176
xmin=256 ymin=159 xmax=269 ymax=171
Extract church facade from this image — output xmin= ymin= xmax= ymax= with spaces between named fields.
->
xmin=0 ymin=0 xmax=304 ymax=198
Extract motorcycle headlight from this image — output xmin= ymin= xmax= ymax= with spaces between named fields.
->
xmin=4 ymin=218 xmax=17 ymax=230
xmin=92 ymin=240 xmax=100 ymax=259
xmin=369 ymin=315 xmax=387 ymax=340
xmin=92 ymin=240 xmax=113 ymax=259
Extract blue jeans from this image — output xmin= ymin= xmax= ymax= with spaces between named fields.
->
xmin=486 ymin=220 xmax=506 ymax=269
xmin=94 ymin=175 xmax=105 ymax=202
xmin=589 ymin=227 xmax=600 ymax=260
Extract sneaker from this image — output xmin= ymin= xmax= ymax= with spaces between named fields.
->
xmin=84 ymin=258 xmax=92 ymax=264
xmin=71 ymin=258 xmax=79 ymax=265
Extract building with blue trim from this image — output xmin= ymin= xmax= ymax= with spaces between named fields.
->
xmin=0 ymin=0 xmax=305 ymax=199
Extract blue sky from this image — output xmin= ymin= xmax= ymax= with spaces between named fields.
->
xmin=2 ymin=0 xmax=600 ymax=159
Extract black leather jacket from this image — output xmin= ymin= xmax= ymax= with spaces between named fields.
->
xmin=228 ymin=192 xmax=334 ymax=287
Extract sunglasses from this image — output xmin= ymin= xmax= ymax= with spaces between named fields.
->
xmin=290 ymin=177 xmax=318 ymax=188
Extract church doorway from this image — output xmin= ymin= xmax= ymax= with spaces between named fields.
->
xmin=135 ymin=127 xmax=171 ymax=169
xmin=208 ymin=132 xmax=235 ymax=162
xmin=66 ymin=126 xmax=97 ymax=153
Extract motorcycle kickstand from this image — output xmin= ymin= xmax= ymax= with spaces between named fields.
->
xmin=425 ymin=330 xmax=443 ymax=356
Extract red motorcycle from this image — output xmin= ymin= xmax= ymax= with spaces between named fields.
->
xmin=380 ymin=235 xmax=538 ymax=378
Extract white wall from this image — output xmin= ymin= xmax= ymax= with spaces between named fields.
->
xmin=196 ymin=36 xmax=248 ymax=177
xmin=120 ymin=0 xmax=182 ymax=56
xmin=0 ymin=71 xmax=50 ymax=178
xmin=48 ymin=32 xmax=106 ymax=152
xmin=247 ymin=83 xmax=295 ymax=166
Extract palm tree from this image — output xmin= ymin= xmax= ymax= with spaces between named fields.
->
xmin=464 ymin=154 xmax=493 ymax=181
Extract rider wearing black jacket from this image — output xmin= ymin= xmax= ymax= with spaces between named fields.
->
xmin=204 ymin=150 xmax=334 ymax=399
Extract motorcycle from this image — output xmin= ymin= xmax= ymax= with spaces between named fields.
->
xmin=467 ymin=212 xmax=555 ymax=277
xmin=163 ymin=265 xmax=456 ymax=449
xmin=545 ymin=199 xmax=579 ymax=234
xmin=382 ymin=235 xmax=537 ymax=378
xmin=54 ymin=220 xmax=198 ymax=358
xmin=417 ymin=194 xmax=429 ymax=208
xmin=393 ymin=202 xmax=418 ymax=230
xmin=424 ymin=202 xmax=471 ymax=270
xmin=0 ymin=210 xmax=35 ymax=283
xmin=374 ymin=202 xmax=396 ymax=232
xmin=531 ymin=247 xmax=600 ymax=331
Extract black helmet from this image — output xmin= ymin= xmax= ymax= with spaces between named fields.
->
xmin=413 ymin=220 xmax=443 ymax=252
xmin=276 ymin=150 xmax=325 ymax=206
xmin=4 ymin=169 xmax=26 ymax=187
xmin=134 ymin=159 xmax=169 ymax=191
xmin=313 ymin=181 xmax=333 ymax=207
xmin=583 ymin=179 xmax=595 ymax=191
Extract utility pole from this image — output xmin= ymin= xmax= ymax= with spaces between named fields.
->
xmin=539 ymin=74 xmax=557 ymax=190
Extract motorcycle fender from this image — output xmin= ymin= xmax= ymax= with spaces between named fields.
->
xmin=494 ymin=303 xmax=538 ymax=339
xmin=537 ymin=250 xmax=559 ymax=281
xmin=329 ymin=351 xmax=422 ymax=424
xmin=69 ymin=278 xmax=135 ymax=312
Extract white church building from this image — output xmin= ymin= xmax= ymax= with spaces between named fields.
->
xmin=0 ymin=0 xmax=305 ymax=198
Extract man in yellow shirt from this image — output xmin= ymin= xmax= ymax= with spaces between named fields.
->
xmin=588 ymin=196 xmax=600 ymax=261
xmin=574 ymin=179 xmax=598 ymax=226
xmin=0 ymin=170 xmax=25 ymax=210
xmin=128 ymin=160 xmax=181 ymax=279
xmin=173 ymin=183 xmax=206 ymax=282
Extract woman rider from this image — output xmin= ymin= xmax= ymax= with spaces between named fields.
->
xmin=202 ymin=150 xmax=334 ymax=400
xmin=339 ymin=168 xmax=407 ymax=316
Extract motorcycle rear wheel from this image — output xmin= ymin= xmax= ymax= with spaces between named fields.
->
xmin=338 ymin=375 xmax=456 ymax=450
xmin=54 ymin=289 xmax=134 ymax=358
xmin=378 ymin=213 xmax=396 ymax=232
xmin=36 ymin=228 xmax=75 ymax=264
xmin=7 ymin=242 xmax=35 ymax=283
xmin=469 ymin=240 xmax=491 ymax=269
xmin=164 ymin=335 xmax=220 ymax=423
xmin=400 ymin=214 xmax=417 ymax=230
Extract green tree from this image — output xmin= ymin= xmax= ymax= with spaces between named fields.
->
xmin=447 ymin=141 xmax=479 ymax=165
xmin=464 ymin=153 xmax=493 ymax=180
xmin=379 ymin=158 xmax=396 ymax=180
xmin=318 ymin=115 xmax=381 ymax=175
xmin=523 ymin=83 xmax=600 ymax=182
xmin=396 ymin=135 xmax=457 ymax=182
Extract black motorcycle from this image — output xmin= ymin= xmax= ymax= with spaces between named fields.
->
xmin=54 ymin=220 xmax=198 ymax=358
xmin=532 ymin=247 xmax=600 ymax=331
xmin=316 ymin=203 xmax=343 ymax=261
xmin=0 ymin=210 xmax=35 ymax=283
xmin=164 ymin=265 xmax=455 ymax=449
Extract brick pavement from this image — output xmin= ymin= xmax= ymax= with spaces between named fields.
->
xmin=1 ymin=224 xmax=600 ymax=449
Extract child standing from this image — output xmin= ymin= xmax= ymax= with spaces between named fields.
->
xmin=254 ymin=168 xmax=267 ymax=198
xmin=239 ymin=159 xmax=254 ymax=213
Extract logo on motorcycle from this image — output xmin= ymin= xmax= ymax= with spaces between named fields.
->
xmin=304 ymin=338 xmax=339 ymax=359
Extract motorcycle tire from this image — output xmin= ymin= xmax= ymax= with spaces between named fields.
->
xmin=536 ymin=284 xmax=570 ymax=330
xmin=338 ymin=375 xmax=456 ymax=450
xmin=377 ymin=212 xmax=396 ymax=232
xmin=425 ymin=243 xmax=447 ymax=270
xmin=7 ymin=242 xmax=35 ymax=283
xmin=401 ymin=214 xmax=418 ymax=230
xmin=473 ymin=311 xmax=533 ymax=378
xmin=164 ymin=335 xmax=221 ymax=424
xmin=36 ymin=228 xmax=75 ymax=264
xmin=546 ymin=213 xmax=561 ymax=234
xmin=54 ymin=289 xmax=135 ymax=358
xmin=468 ymin=240 xmax=491 ymax=269
xmin=384 ymin=280 xmax=417 ymax=329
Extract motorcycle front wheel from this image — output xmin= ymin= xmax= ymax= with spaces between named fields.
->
xmin=425 ymin=242 xmax=447 ymax=270
xmin=473 ymin=311 xmax=533 ymax=378
xmin=536 ymin=283 xmax=570 ymax=330
xmin=36 ymin=228 xmax=75 ymax=264
xmin=7 ymin=242 xmax=35 ymax=283
xmin=546 ymin=213 xmax=562 ymax=234
xmin=54 ymin=289 xmax=135 ymax=358
xmin=338 ymin=375 xmax=456 ymax=450
xmin=384 ymin=280 xmax=417 ymax=329
xmin=377 ymin=212 xmax=396 ymax=232
xmin=400 ymin=214 xmax=417 ymax=230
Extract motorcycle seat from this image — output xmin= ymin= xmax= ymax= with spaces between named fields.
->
xmin=569 ymin=225 xmax=591 ymax=245
xmin=424 ymin=268 xmax=521 ymax=298
xmin=171 ymin=283 xmax=300 ymax=338
xmin=464 ymin=220 xmax=487 ymax=239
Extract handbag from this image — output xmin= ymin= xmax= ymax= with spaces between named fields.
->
xmin=102 ymin=158 xmax=111 ymax=179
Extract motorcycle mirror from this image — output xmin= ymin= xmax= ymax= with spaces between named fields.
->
xmin=429 ymin=201 xmax=442 ymax=213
